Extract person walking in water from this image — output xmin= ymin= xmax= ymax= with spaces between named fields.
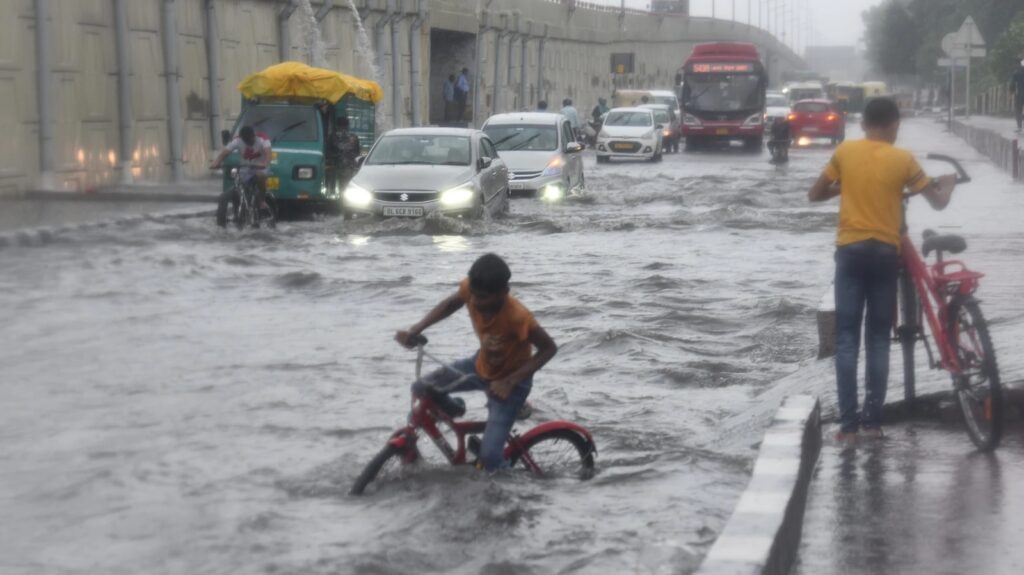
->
xmin=1011 ymin=58 xmax=1024 ymax=132
xmin=443 ymin=74 xmax=457 ymax=123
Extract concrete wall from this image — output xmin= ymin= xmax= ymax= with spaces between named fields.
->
xmin=1 ymin=0 xmax=805 ymax=193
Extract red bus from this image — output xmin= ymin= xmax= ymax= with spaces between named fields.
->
xmin=678 ymin=43 xmax=768 ymax=151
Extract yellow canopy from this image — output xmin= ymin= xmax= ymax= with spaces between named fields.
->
xmin=238 ymin=61 xmax=384 ymax=105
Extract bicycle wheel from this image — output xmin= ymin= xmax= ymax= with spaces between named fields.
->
xmin=235 ymin=196 xmax=249 ymax=230
xmin=509 ymin=428 xmax=595 ymax=480
xmin=262 ymin=195 xmax=278 ymax=229
xmin=350 ymin=444 xmax=408 ymax=496
xmin=948 ymin=296 xmax=1003 ymax=451
xmin=897 ymin=268 xmax=919 ymax=405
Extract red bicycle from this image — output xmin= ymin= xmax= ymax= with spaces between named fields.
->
xmin=350 ymin=336 xmax=597 ymax=495
xmin=896 ymin=154 xmax=1003 ymax=451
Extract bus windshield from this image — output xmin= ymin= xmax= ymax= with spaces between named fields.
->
xmin=683 ymin=74 xmax=762 ymax=113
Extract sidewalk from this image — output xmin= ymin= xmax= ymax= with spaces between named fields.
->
xmin=0 ymin=180 xmax=218 ymax=235
xmin=791 ymin=117 xmax=1024 ymax=573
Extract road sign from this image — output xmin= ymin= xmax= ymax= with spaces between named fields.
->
xmin=958 ymin=16 xmax=985 ymax=48
xmin=942 ymin=30 xmax=987 ymax=59
xmin=937 ymin=57 xmax=966 ymax=68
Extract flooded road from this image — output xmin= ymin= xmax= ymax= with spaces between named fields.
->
xmin=2 ymin=119 xmax=1019 ymax=574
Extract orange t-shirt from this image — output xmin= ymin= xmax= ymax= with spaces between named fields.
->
xmin=457 ymin=278 xmax=538 ymax=381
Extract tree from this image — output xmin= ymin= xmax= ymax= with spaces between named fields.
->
xmin=863 ymin=1 xmax=921 ymax=77
xmin=989 ymin=11 xmax=1024 ymax=83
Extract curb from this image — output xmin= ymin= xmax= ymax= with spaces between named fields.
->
xmin=0 ymin=206 xmax=214 ymax=249
xmin=951 ymin=119 xmax=1023 ymax=180
xmin=696 ymin=395 xmax=821 ymax=575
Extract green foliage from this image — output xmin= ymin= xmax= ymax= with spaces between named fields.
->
xmin=862 ymin=0 xmax=1024 ymax=84
xmin=989 ymin=12 xmax=1024 ymax=81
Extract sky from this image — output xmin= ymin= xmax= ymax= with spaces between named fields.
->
xmin=588 ymin=0 xmax=886 ymax=48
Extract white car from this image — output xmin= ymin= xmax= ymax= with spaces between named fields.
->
xmin=596 ymin=107 xmax=664 ymax=163
xmin=482 ymin=112 xmax=585 ymax=202
xmin=765 ymin=92 xmax=791 ymax=126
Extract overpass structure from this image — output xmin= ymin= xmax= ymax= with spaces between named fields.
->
xmin=1 ymin=0 xmax=804 ymax=193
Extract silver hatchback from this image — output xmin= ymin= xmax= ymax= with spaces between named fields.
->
xmin=482 ymin=112 xmax=585 ymax=201
xmin=342 ymin=128 xmax=509 ymax=219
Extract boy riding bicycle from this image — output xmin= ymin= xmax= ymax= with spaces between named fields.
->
xmin=395 ymin=254 xmax=558 ymax=471
xmin=807 ymin=98 xmax=956 ymax=439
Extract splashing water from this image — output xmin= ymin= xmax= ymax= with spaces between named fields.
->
xmin=295 ymin=0 xmax=326 ymax=68
xmin=345 ymin=0 xmax=389 ymax=131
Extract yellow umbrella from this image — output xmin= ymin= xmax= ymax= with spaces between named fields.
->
xmin=238 ymin=61 xmax=384 ymax=104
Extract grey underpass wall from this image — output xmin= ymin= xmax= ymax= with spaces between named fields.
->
xmin=1 ymin=0 xmax=805 ymax=193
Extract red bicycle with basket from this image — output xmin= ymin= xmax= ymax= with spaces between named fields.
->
xmin=896 ymin=154 xmax=1004 ymax=450
xmin=350 ymin=336 xmax=596 ymax=495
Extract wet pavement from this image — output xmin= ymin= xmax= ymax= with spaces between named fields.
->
xmin=1 ymin=118 xmax=1022 ymax=574
xmin=796 ymin=420 xmax=1024 ymax=575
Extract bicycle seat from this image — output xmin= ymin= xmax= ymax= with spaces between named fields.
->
xmin=922 ymin=229 xmax=967 ymax=257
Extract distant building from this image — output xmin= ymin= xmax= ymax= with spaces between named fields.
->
xmin=803 ymin=45 xmax=867 ymax=83
xmin=650 ymin=0 xmax=689 ymax=14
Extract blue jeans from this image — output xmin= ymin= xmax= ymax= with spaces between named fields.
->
xmin=834 ymin=240 xmax=900 ymax=432
xmin=411 ymin=355 xmax=532 ymax=471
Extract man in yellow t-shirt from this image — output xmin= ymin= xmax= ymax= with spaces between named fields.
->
xmin=808 ymin=98 xmax=956 ymax=440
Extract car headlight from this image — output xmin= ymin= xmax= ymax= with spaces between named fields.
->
xmin=662 ymin=129 xmax=672 ymax=137
xmin=743 ymin=113 xmax=763 ymax=126
xmin=229 ymin=167 xmax=238 ymax=177
xmin=343 ymin=183 xmax=373 ymax=207
xmin=541 ymin=184 xmax=564 ymax=202
xmin=641 ymin=130 xmax=655 ymax=140
xmin=683 ymin=113 xmax=702 ymax=127
xmin=542 ymin=156 xmax=564 ymax=177
xmin=439 ymin=184 xmax=475 ymax=207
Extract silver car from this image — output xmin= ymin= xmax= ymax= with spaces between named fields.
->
xmin=482 ymin=112 xmax=585 ymax=201
xmin=342 ymin=128 xmax=509 ymax=219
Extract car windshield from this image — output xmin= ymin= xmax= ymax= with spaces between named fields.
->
xmin=605 ymin=111 xmax=653 ymax=127
xmin=366 ymin=135 xmax=472 ymax=166
xmin=237 ymin=106 xmax=319 ymax=143
xmin=684 ymin=74 xmax=762 ymax=112
xmin=483 ymin=125 xmax=558 ymax=152
xmin=794 ymin=102 xmax=830 ymax=113
xmin=767 ymin=95 xmax=789 ymax=107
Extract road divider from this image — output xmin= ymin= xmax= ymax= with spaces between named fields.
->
xmin=695 ymin=395 xmax=821 ymax=575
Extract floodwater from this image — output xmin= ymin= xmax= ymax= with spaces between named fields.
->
xmin=2 ymin=119 xmax=1020 ymax=574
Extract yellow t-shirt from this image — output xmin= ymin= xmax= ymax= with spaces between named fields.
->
xmin=457 ymin=278 xmax=538 ymax=381
xmin=823 ymin=139 xmax=931 ymax=247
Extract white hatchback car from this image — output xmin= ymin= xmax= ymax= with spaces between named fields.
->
xmin=482 ymin=112 xmax=585 ymax=201
xmin=596 ymin=107 xmax=664 ymax=163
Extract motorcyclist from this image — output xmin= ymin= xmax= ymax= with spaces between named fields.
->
xmin=767 ymin=118 xmax=791 ymax=163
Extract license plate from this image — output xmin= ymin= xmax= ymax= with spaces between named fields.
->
xmin=803 ymin=127 xmax=818 ymax=133
xmin=509 ymin=183 xmax=525 ymax=190
xmin=383 ymin=206 xmax=424 ymax=217
xmin=715 ymin=128 xmax=729 ymax=135
xmin=613 ymin=143 xmax=633 ymax=150
xmin=267 ymin=177 xmax=280 ymax=190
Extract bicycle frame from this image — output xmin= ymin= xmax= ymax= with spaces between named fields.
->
xmin=385 ymin=344 xmax=595 ymax=473
xmin=899 ymin=232 xmax=984 ymax=377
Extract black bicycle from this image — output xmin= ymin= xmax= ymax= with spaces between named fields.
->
xmin=216 ymin=168 xmax=277 ymax=229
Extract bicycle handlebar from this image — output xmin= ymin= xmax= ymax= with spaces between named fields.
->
xmin=410 ymin=334 xmax=428 ymax=347
xmin=925 ymin=153 xmax=971 ymax=185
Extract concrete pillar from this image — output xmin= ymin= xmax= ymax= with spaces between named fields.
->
xmin=113 ymin=0 xmax=133 ymax=184
xmin=204 ymin=0 xmax=222 ymax=152
xmin=161 ymin=0 xmax=184 ymax=183
xmin=34 ymin=0 xmax=55 ymax=189
xmin=278 ymin=1 xmax=296 ymax=62
xmin=519 ymin=24 xmax=530 ymax=111
xmin=409 ymin=0 xmax=427 ymax=126
xmin=388 ymin=0 xmax=402 ymax=128
xmin=536 ymin=31 xmax=546 ymax=108
xmin=492 ymin=25 xmax=503 ymax=115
